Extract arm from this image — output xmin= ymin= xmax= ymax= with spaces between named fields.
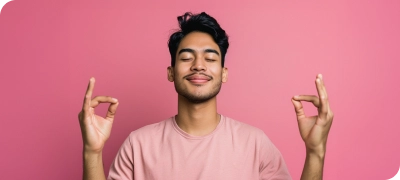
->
xmin=78 ymin=77 xmax=119 ymax=180
xmin=291 ymin=74 xmax=334 ymax=180
xmin=259 ymin=134 xmax=292 ymax=180
xmin=301 ymin=149 xmax=325 ymax=179
xmin=83 ymin=152 xmax=106 ymax=180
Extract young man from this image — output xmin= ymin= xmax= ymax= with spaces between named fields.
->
xmin=79 ymin=12 xmax=334 ymax=180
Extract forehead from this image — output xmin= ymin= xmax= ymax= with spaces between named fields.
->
xmin=177 ymin=31 xmax=220 ymax=53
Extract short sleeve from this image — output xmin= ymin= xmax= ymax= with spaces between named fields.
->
xmin=108 ymin=134 xmax=134 ymax=180
xmin=259 ymin=133 xmax=292 ymax=180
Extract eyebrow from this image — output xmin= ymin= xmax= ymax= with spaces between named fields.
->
xmin=178 ymin=48 xmax=220 ymax=56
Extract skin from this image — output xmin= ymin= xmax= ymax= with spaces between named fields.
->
xmin=78 ymin=77 xmax=118 ymax=180
xmin=292 ymin=74 xmax=334 ymax=180
xmin=167 ymin=32 xmax=228 ymax=136
xmin=78 ymin=31 xmax=333 ymax=180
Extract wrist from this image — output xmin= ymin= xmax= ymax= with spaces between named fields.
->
xmin=83 ymin=143 xmax=104 ymax=155
xmin=83 ymin=150 xmax=103 ymax=168
xmin=83 ymin=149 xmax=103 ymax=157
xmin=306 ymin=145 xmax=326 ymax=159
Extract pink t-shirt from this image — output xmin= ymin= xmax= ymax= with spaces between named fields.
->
xmin=108 ymin=115 xmax=291 ymax=180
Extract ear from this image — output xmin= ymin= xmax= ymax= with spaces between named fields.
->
xmin=167 ymin=66 xmax=174 ymax=82
xmin=222 ymin=67 xmax=228 ymax=83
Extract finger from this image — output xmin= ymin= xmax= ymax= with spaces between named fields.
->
xmin=293 ymin=95 xmax=320 ymax=107
xmin=315 ymin=74 xmax=328 ymax=116
xmin=291 ymin=98 xmax=306 ymax=119
xmin=317 ymin=74 xmax=328 ymax=99
xmin=319 ymin=75 xmax=334 ymax=119
xmin=83 ymin=77 xmax=95 ymax=111
xmin=319 ymin=74 xmax=331 ymax=108
xmin=91 ymin=96 xmax=119 ymax=108
xmin=106 ymin=101 xmax=119 ymax=120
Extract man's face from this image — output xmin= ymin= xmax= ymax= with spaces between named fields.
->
xmin=167 ymin=31 xmax=228 ymax=103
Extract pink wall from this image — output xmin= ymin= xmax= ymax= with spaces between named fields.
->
xmin=1 ymin=0 xmax=399 ymax=179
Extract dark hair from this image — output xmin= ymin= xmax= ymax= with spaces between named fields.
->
xmin=168 ymin=12 xmax=229 ymax=67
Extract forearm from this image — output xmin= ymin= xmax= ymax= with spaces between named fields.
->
xmin=83 ymin=151 xmax=106 ymax=180
xmin=300 ymin=149 xmax=325 ymax=180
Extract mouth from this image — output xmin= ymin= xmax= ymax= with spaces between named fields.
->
xmin=185 ymin=73 xmax=212 ymax=84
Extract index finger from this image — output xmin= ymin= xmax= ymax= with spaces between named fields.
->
xmin=83 ymin=77 xmax=95 ymax=110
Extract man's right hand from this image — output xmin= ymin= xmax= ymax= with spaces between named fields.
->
xmin=78 ymin=77 xmax=119 ymax=154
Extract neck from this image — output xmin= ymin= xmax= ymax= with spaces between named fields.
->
xmin=175 ymin=95 xmax=220 ymax=136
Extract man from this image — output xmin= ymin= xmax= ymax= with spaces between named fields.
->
xmin=78 ymin=12 xmax=333 ymax=180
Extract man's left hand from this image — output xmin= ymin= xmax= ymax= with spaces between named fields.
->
xmin=291 ymin=74 xmax=334 ymax=154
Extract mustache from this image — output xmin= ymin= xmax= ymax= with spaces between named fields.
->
xmin=183 ymin=72 xmax=213 ymax=80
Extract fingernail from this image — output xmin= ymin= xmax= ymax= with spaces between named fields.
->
xmin=318 ymin=74 xmax=323 ymax=79
xmin=294 ymin=95 xmax=299 ymax=98
xmin=112 ymin=98 xmax=118 ymax=102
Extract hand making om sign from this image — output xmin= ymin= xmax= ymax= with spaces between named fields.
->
xmin=292 ymin=74 xmax=334 ymax=179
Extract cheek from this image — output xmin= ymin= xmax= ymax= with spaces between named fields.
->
xmin=174 ymin=67 xmax=188 ymax=79
xmin=209 ymin=67 xmax=223 ymax=77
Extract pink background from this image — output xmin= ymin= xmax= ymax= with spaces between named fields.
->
xmin=1 ymin=0 xmax=399 ymax=179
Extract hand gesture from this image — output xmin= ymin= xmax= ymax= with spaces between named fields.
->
xmin=78 ymin=78 xmax=119 ymax=153
xmin=291 ymin=74 xmax=334 ymax=154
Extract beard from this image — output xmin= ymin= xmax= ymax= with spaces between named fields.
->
xmin=174 ymin=78 xmax=222 ymax=104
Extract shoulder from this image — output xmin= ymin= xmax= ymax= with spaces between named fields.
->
xmin=126 ymin=117 xmax=173 ymax=141
xmin=223 ymin=115 xmax=279 ymax=154
xmin=224 ymin=115 xmax=267 ymax=138
xmin=222 ymin=115 xmax=276 ymax=149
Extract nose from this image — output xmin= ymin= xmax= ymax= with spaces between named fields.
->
xmin=190 ymin=58 xmax=206 ymax=72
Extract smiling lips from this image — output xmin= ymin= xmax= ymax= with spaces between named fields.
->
xmin=186 ymin=74 xmax=212 ymax=84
